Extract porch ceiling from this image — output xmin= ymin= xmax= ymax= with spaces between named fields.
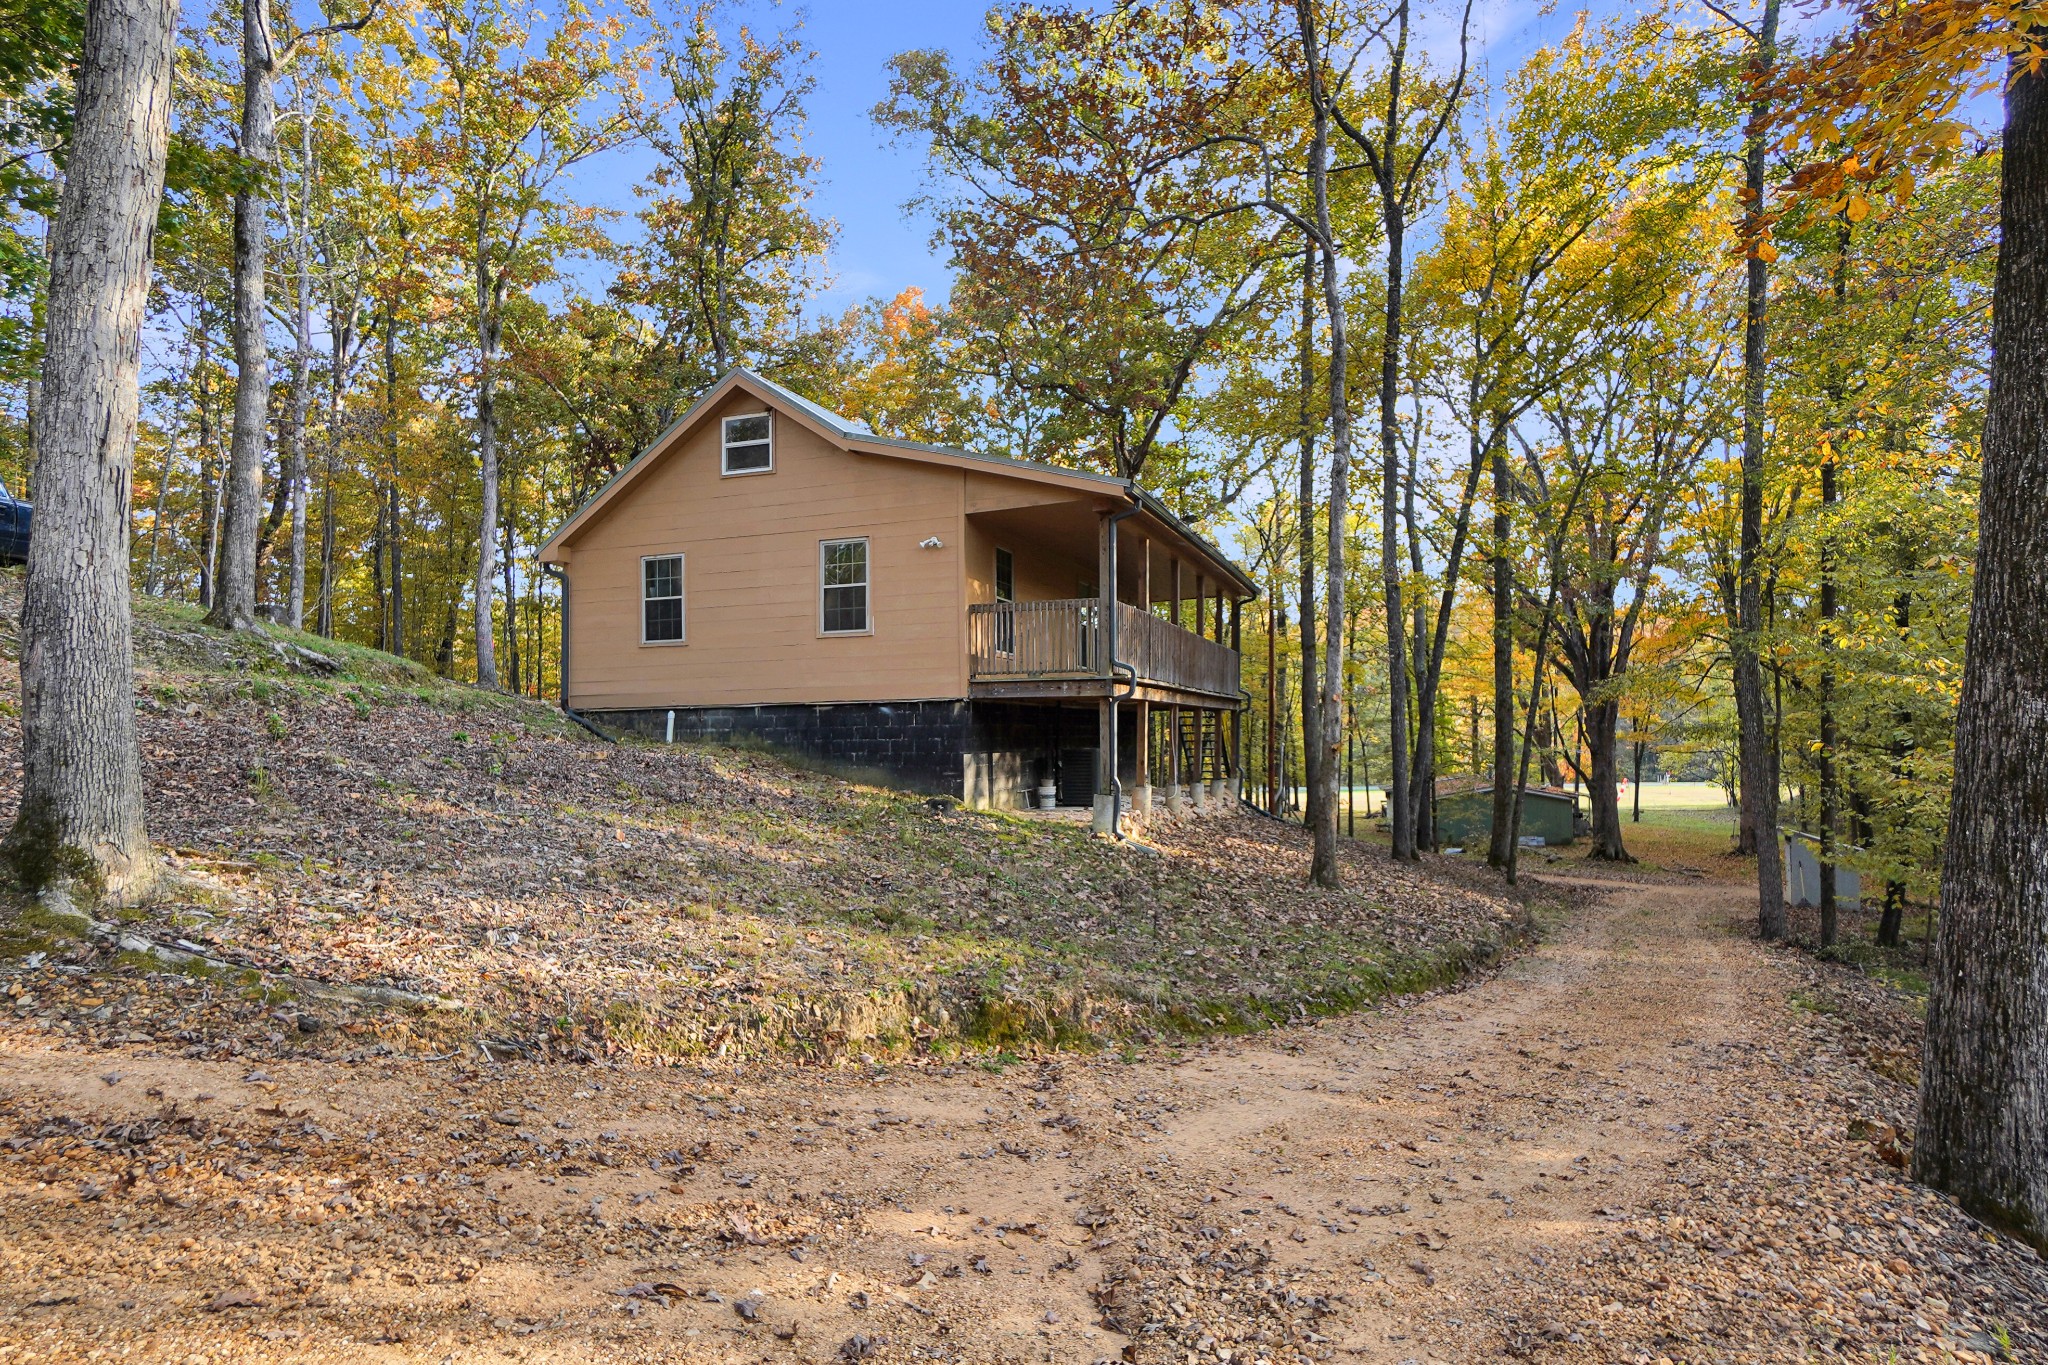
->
xmin=966 ymin=501 xmax=1249 ymax=607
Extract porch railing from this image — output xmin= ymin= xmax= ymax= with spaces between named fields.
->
xmin=1114 ymin=602 xmax=1241 ymax=698
xmin=968 ymin=597 xmax=1240 ymax=699
xmin=968 ymin=598 xmax=1102 ymax=679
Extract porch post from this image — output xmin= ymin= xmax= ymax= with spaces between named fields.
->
xmin=1170 ymin=558 xmax=1183 ymax=626
xmin=1094 ymin=510 xmax=1117 ymax=834
xmin=1132 ymin=534 xmax=1152 ymax=813
xmin=1210 ymin=586 xmax=1228 ymax=801
xmin=1094 ymin=696 xmax=1116 ymax=834
xmin=1097 ymin=509 xmax=1115 ymax=620
xmin=1229 ymin=597 xmax=1244 ymax=801
xmin=1212 ymin=708 xmax=1231 ymax=803
xmin=1137 ymin=533 xmax=1152 ymax=614
xmin=1134 ymin=699 xmax=1152 ymax=818
xmin=1191 ymin=574 xmax=1208 ymax=807
xmin=1168 ymin=703 xmax=1183 ymax=812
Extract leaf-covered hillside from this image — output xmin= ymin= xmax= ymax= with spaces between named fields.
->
xmin=0 ymin=572 xmax=1533 ymax=1065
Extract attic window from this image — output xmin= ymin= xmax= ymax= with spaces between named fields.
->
xmin=722 ymin=412 xmax=773 ymax=474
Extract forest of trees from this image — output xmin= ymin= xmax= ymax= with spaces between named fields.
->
xmin=0 ymin=0 xmax=1997 ymax=896
xmin=0 ymin=0 xmax=2043 ymax=1248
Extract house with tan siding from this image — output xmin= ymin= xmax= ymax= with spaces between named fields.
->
xmin=537 ymin=369 xmax=1257 ymax=829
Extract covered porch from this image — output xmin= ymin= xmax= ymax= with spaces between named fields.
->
xmin=958 ymin=492 xmax=1256 ymax=830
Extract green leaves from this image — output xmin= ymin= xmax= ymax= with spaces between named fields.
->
xmin=614 ymin=3 xmax=832 ymax=397
xmin=872 ymin=1 xmax=1293 ymax=481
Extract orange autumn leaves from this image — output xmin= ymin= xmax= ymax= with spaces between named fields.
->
xmin=1756 ymin=0 xmax=2046 ymax=254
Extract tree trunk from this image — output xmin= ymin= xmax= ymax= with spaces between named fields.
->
xmin=1409 ymin=418 xmax=1489 ymax=855
xmin=1539 ymin=690 xmax=1565 ymax=787
xmin=1266 ymin=601 xmax=1281 ymax=815
xmin=1298 ymin=11 xmax=1347 ymax=889
xmin=1914 ymin=52 xmax=2048 ymax=1255
xmin=1277 ymin=658 xmax=1291 ymax=813
xmin=474 ymin=258 xmax=501 ymax=689
xmin=196 ymin=342 xmax=218 ymax=607
xmin=1817 ymin=223 xmax=1850 ymax=948
xmin=315 ymin=444 xmax=335 ymax=635
xmin=388 ymin=481 xmax=404 ymax=656
xmin=1405 ymin=435 xmax=1429 ymax=851
xmin=1296 ymin=243 xmax=1324 ymax=837
xmin=284 ymin=84 xmax=315 ymax=631
xmin=1377 ymin=192 xmax=1412 ymax=863
xmin=379 ymin=307 xmax=403 ymax=656
xmin=1880 ymin=880 xmax=1907 ymax=949
xmin=1505 ymin=598 xmax=1562 ymax=886
xmin=1584 ymin=696 xmax=1631 ymax=862
xmin=435 ymin=600 xmax=459 ymax=676
xmin=1488 ymin=438 xmax=1515 ymax=867
xmin=1877 ymin=589 xmax=1911 ymax=947
xmin=315 ymin=256 xmax=355 ymax=640
xmin=206 ymin=0 xmax=278 ymax=633
xmin=501 ymin=486 xmax=521 ymax=695
xmin=254 ymin=443 xmax=290 ymax=599
xmin=1555 ymin=579 xmax=1636 ymax=862
xmin=1735 ymin=0 xmax=1786 ymax=938
xmin=370 ymin=486 xmax=387 ymax=652
xmin=1818 ymin=444 xmax=1840 ymax=946
xmin=1503 ymin=475 xmax=1590 ymax=884
xmin=2 ymin=0 xmax=175 ymax=906
xmin=141 ymin=352 xmax=182 ymax=597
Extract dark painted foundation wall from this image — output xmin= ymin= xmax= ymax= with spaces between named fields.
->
xmin=584 ymin=700 xmax=1130 ymax=805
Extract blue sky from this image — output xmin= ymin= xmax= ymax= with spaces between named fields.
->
xmin=660 ymin=0 xmax=1629 ymax=314
xmin=786 ymin=0 xmax=997 ymax=307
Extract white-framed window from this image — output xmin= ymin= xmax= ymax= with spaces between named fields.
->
xmin=721 ymin=412 xmax=773 ymax=475
xmin=641 ymin=553 xmax=685 ymax=644
xmin=820 ymin=537 xmax=870 ymax=635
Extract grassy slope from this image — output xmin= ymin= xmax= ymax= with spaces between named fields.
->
xmin=0 ymin=571 xmax=1539 ymax=1064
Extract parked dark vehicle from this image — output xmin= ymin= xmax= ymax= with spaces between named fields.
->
xmin=0 ymin=480 xmax=30 ymax=565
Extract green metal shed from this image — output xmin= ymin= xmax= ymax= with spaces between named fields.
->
xmin=1434 ymin=782 xmax=1580 ymax=848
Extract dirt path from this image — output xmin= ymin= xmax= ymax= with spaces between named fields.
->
xmin=4 ymin=875 xmax=2041 ymax=1364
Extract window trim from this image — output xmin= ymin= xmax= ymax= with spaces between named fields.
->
xmin=720 ymin=411 xmax=774 ymax=476
xmin=639 ymin=552 xmax=687 ymax=646
xmin=818 ymin=536 xmax=872 ymax=637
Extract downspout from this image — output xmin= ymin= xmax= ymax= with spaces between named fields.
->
xmin=541 ymin=561 xmax=615 ymax=744
xmin=1105 ymin=502 xmax=1143 ymax=840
